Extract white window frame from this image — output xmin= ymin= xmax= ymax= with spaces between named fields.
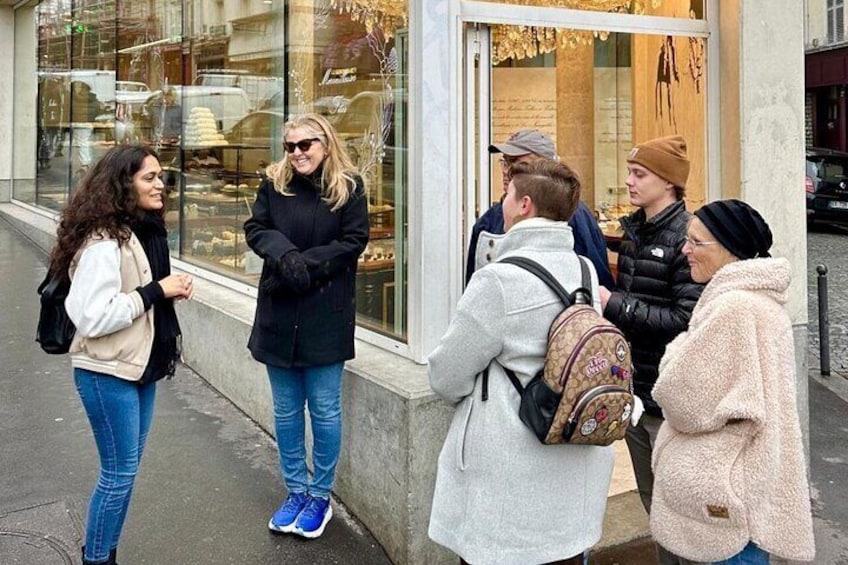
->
xmin=409 ymin=0 xmax=719 ymax=363
xmin=828 ymin=0 xmax=845 ymax=44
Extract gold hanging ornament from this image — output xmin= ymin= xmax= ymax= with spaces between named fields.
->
xmin=329 ymin=0 xmax=663 ymax=59
xmin=490 ymin=0 xmax=660 ymax=64
xmin=330 ymin=0 xmax=408 ymax=37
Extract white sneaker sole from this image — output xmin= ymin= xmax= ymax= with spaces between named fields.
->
xmin=268 ymin=514 xmax=301 ymax=534
xmin=295 ymin=505 xmax=333 ymax=539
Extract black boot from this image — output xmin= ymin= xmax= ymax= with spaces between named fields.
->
xmin=109 ymin=547 xmax=118 ymax=564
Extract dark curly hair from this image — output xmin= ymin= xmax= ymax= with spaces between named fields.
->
xmin=48 ymin=144 xmax=161 ymax=278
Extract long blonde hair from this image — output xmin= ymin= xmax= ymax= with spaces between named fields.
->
xmin=266 ymin=113 xmax=361 ymax=211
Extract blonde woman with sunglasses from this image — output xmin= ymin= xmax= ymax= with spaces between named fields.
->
xmin=243 ymin=113 xmax=369 ymax=539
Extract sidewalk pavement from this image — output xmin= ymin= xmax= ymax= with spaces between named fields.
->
xmin=2 ymin=213 xmax=847 ymax=565
xmin=0 ymin=217 xmax=392 ymax=564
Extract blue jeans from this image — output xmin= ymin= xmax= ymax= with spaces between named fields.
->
xmin=679 ymin=542 xmax=770 ymax=565
xmin=267 ymin=362 xmax=344 ymax=499
xmin=74 ymin=368 xmax=156 ymax=563
xmin=711 ymin=543 xmax=769 ymax=565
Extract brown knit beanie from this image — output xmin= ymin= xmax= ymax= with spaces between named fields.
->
xmin=626 ymin=135 xmax=690 ymax=189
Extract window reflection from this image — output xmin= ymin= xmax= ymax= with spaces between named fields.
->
xmin=287 ymin=1 xmax=409 ymax=340
xmin=30 ymin=0 xmax=409 ymax=341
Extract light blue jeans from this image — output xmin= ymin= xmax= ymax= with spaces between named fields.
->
xmin=74 ymin=368 xmax=156 ymax=564
xmin=267 ymin=362 xmax=344 ymax=499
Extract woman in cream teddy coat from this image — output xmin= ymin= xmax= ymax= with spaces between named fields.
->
xmin=650 ymin=200 xmax=815 ymax=564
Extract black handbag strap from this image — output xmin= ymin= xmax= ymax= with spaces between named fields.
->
xmin=481 ymin=255 xmax=593 ymax=402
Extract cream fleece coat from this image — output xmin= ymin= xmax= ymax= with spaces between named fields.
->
xmin=428 ymin=218 xmax=614 ymax=565
xmin=650 ymin=258 xmax=815 ymax=562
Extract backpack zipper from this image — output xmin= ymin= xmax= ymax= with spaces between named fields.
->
xmin=548 ymin=306 xmax=596 ymax=342
xmin=559 ymin=326 xmax=626 ymax=387
xmin=564 ymin=384 xmax=632 ymax=440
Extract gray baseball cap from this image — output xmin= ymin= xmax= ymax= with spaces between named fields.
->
xmin=488 ymin=129 xmax=557 ymax=160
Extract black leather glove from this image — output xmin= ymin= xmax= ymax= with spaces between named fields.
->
xmin=277 ymin=250 xmax=310 ymax=294
xmin=259 ymin=266 xmax=286 ymax=295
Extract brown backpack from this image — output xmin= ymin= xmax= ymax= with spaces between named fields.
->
xmin=482 ymin=256 xmax=634 ymax=446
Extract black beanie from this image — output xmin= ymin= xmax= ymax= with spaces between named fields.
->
xmin=694 ymin=199 xmax=773 ymax=260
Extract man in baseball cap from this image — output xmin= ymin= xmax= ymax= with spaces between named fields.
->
xmin=488 ymin=129 xmax=558 ymax=160
xmin=467 ymin=129 xmax=614 ymax=288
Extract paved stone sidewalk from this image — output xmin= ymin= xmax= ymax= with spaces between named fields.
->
xmin=807 ymin=225 xmax=848 ymax=375
xmin=0 ymin=217 xmax=392 ymax=565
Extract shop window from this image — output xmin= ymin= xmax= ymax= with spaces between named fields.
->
xmin=828 ymin=0 xmax=845 ymax=44
xmin=482 ymin=22 xmax=706 ymax=256
xmin=287 ymin=0 xmax=409 ymax=341
xmin=475 ymin=0 xmax=704 ymax=19
xmin=25 ymin=0 xmax=408 ymax=344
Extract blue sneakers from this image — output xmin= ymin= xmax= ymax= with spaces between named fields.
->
xmin=295 ymin=496 xmax=333 ymax=539
xmin=268 ymin=492 xmax=310 ymax=533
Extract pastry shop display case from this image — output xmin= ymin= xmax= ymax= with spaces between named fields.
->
xmin=596 ymin=192 xmax=634 ymax=247
xmin=167 ymin=146 xmax=264 ymax=281
xmin=355 ymin=205 xmax=402 ymax=332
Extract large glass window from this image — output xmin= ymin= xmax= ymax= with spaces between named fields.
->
xmin=470 ymin=5 xmax=707 ymax=279
xmin=287 ymin=0 xmax=408 ymax=340
xmin=486 ymin=27 xmax=706 ymax=227
xmin=22 ymin=0 xmax=409 ymax=343
xmin=477 ymin=0 xmax=704 ymax=18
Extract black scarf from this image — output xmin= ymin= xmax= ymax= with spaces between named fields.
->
xmin=132 ymin=212 xmax=182 ymax=382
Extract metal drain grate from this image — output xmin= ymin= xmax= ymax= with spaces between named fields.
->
xmin=0 ymin=530 xmax=75 ymax=565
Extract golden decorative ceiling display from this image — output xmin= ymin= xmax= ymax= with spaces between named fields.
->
xmin=329 ymin=0 xmax=664 ymax=60
xmin=490 ymin=0 xmax=661 ymax=63
xmin=330 ymin=0 xmax=408 ymax=37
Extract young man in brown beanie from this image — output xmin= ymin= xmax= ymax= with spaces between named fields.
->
xmin=598 ymin=134 xmax=704 ymax=565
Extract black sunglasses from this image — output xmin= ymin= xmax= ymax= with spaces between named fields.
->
xmin=284 ymin=138 xmax=321 ymax=153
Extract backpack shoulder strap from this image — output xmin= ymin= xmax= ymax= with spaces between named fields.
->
xmin=499 ymin=256 xmax=571 ymax=305
xmin=481 ymin=364 xmax=525 ymax=401
xmin=573 ymin=256 xmax=593 ymax=305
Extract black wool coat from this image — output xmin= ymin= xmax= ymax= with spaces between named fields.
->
xmin=603 ymin=199 xmax=704 ymax=416
xmin=244 ymin=170 xmax=369 ymax=368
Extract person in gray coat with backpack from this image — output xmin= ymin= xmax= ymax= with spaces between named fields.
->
xmin=427 ymin=160 xmax=614 ymax=565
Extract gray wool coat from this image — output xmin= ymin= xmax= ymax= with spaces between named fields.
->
xmin=427 ymin=218 xmax=614 ymax=565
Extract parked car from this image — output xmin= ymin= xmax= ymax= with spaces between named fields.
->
xmin=258 ymin=91 xmax=349 ymax=118
xmin=219 ymin=90 xmax=404 ymax=189
xmin=194 ymin=72 xmax=284 ymax=111
xmin=116 ymin=81 xmax=151 ymax=106
xmin=806 ymin=147 xmax=848 ymax=225
xmin=221 ymin=110 xmax=286 ymax=175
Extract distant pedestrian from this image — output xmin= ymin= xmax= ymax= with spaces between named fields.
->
xmin=70 ymin=81 xmax=104 ymax=173
xmin=467 ymin=129 xmax=614 ymax=288
xmin=50 ymin=145 xmax=193 ymax=564
xmin=428 ymin=160 xmax=613 ymax=565
xmin=243 ymin=113 xmax=369 ymax=539
xmin=650 ymin=199 xmax=815 ymax=564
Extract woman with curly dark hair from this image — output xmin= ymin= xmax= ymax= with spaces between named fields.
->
xmin=50 ymin=144 xmax=193 ymax=565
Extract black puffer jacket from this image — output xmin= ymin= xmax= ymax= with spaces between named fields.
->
xmin=603 ymin=200 xmax=704 ymax=416
xmin=244 ymin=170 xmax=369 ymax=368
